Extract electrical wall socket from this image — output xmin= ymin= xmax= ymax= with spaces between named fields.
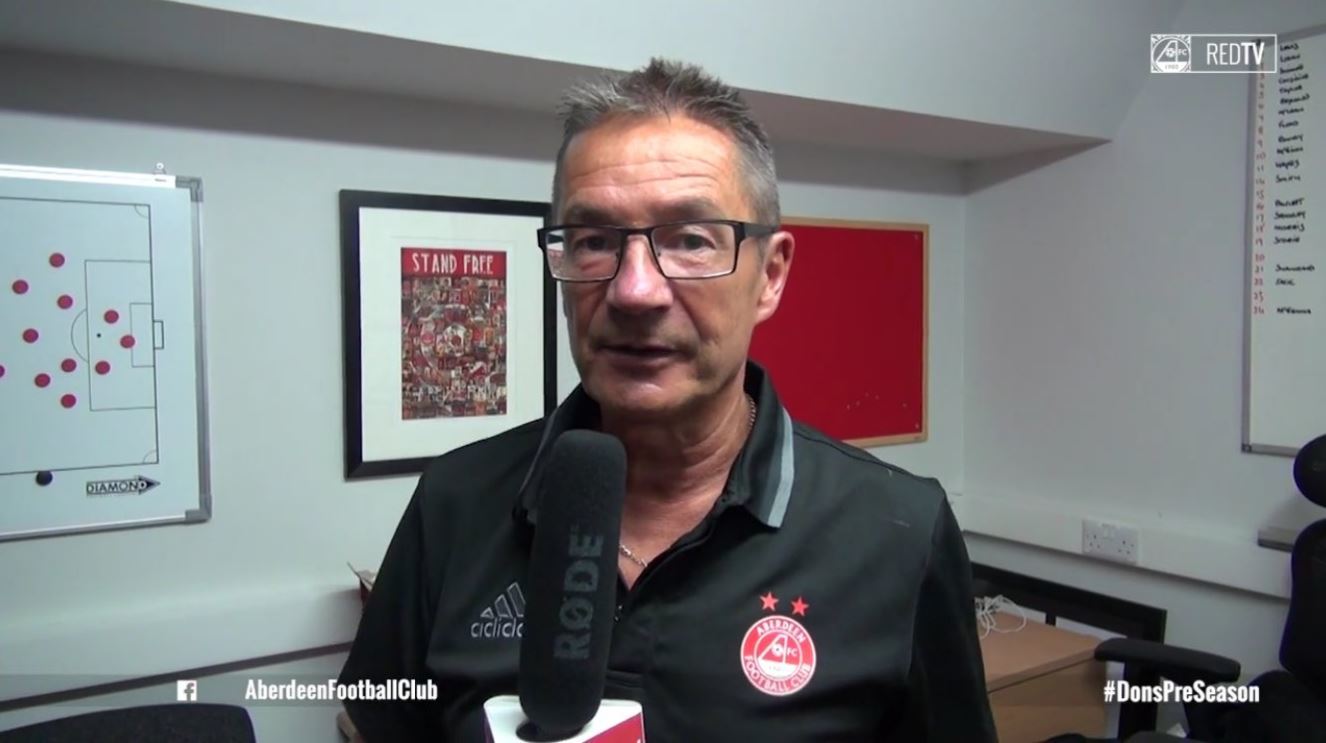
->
xmin=1082 ymin=519 xmax=1140 ymax=565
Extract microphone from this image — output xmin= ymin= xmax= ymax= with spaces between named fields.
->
xmin=516 ymin=430 xmax=628 ymax=741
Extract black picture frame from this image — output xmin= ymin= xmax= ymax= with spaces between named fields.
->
xmin=340 ymin=190 xmax=555 ymax=479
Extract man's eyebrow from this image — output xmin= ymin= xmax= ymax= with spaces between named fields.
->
xmin=654 ymin=198 xmax=726 ymax=221
xmin=560 ymin=198 xmax=728 ymax=225
xmin=559 ymin=204 xmax=616 ymax=225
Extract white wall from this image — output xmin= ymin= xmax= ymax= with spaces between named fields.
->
xmin=962 ymin=0 xmax=1326 ymax=680
xmin=0 ymin=50 xmax=966 ymax=733
xmin=164 ymin=0 xmax=1180 ymax=141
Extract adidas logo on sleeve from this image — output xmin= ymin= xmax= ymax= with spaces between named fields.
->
xmin=470 ymin=582 xmax=526 ymax=639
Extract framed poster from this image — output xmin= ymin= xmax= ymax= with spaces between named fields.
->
xmin=340 ymin=190 xmax=555 ymax=479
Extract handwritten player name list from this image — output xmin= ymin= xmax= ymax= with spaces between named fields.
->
xmin=1252 ymin=40 xmax=1318 ymax=319
xmin=1246 ymin=31 xmax=1326 ymax=452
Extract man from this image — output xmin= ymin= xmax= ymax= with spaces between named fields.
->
xmin=339 ymin=58 xmax=995 ymax=741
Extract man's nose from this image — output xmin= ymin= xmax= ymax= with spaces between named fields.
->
xmin=606 ymin=235 xmax=671 ymax=311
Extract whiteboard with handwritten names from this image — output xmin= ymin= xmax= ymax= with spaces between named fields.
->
xmin=1245 ymin=25 xmax=1326 ymax=455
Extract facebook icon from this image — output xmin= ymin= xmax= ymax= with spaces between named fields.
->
xmin=176 ymin=680 xmax=198 ymax=702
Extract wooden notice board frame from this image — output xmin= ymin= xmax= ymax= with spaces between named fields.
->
xmin=749 ymin=217 xmax=928 ymax=448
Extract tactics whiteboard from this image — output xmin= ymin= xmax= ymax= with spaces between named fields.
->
xmin=0 ymin=164 xmax=209 ymax=540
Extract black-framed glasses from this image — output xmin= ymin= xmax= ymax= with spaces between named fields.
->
xmin=536 ymin=220 xmax=778 ymax=282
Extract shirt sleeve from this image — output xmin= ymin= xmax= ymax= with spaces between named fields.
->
xmin=337 ymin=475 xmax=440 ymax=742
xmin=893 ymin=493 xmax=998 ymax=742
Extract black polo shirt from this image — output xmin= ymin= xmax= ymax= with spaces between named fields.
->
xmin=339 ymin=362 xmax=995 ymax=742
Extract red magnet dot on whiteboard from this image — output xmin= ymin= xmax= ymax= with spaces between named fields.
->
xmin=120 ymin=334 xmax=135 ymax=349
xmin=0 ymin=364 xmax=6 ymax=378
xmin=23 ymin=328 xmax=39 ymax=343
xmin=35 ymin=373 xmax=51 ymax=388
xmin=96 ymin=360 xmax=111 ymax=375
xmin=57 ymin=294 xmax=74 ymax=309
xmin=49 ymin=253 xmax=66 ymax=268
xmin=61 ymin=358 xmax=77 ymax=373
xmin=11 ymin=280 xmax=28 ymax=294
xmin=61 ymin=394 xmax=77 ymax=408
xmin=104 ymin=309 xmax=120 ymax=324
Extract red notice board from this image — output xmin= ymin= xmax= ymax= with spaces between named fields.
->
xmin=749 ymin=218 xmax=927 ymax=447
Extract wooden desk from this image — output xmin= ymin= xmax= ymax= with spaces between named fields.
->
xmin=981 ymin=614 xmax=1107 ymax=743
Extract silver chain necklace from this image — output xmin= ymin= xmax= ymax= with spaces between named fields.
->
xmin=617 ymin=542 xmax=649 ymax=568
xmin=618 ymin=393 xmax=757 ymax=570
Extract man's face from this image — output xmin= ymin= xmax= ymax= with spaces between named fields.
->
xmin=556 ymin=114 xmax=792 ymax=419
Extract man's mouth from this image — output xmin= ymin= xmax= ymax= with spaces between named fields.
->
xmin=601 ymin=344 xmax=676 ymax=359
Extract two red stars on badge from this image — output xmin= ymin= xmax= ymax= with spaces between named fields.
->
xmin=760 ymin=591 xmax=809 ymax=616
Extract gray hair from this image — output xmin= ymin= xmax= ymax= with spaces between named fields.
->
xmin=551 ymin=57 xmax=780 ymax=227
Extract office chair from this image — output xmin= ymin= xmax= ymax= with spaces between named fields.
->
xmin=1052 ymin=433 xmax=1326 ymax=742
xmin=0 ymin=703 xmax=256 ymax=743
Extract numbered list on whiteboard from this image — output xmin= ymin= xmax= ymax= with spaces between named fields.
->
xmin=1248 ymin=36 xmax=1323 ymax=451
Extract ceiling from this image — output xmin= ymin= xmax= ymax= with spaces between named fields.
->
xmin=0 ymin=0 xmax=1187 ymax=161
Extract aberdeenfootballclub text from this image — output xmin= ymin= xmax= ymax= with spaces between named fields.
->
xmin=244 ymin=678 xmax=438 ymax=702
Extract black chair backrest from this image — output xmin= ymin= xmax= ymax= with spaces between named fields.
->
xmin=0 ymin=703 xmax=255 ymax=743
xmin=1282 ymin=519 xmax=1326 ymax=697
xmin=1294 ymin=434 xmax=1326 ymax=510
xmin=1282 ymin=434 xmax=1326 ymax=698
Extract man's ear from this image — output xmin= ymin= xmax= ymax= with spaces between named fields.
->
xmin=754 ymin=231 xmax=794 ymax=325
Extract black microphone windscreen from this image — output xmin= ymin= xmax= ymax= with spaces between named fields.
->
xmin=518 ymin=430 xmax=626 ymax=740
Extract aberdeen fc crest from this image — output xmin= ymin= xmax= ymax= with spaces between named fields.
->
xmin=740 ymin=592 xmax=816 ymax=696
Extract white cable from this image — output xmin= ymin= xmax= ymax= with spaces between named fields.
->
xmin=973 ymin=594 xmax=1028 ymax=639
